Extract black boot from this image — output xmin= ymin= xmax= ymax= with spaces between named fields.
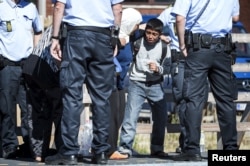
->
xmin=92 ymin=152 xmax=108 ymax=165
xmin=3 ymin=147 xmax=17 ymax=159
xmin=45 ymin=153 xmax=77 ymax=165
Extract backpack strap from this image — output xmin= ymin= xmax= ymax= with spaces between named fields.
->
xmin=160 ymin=41 xmax=168 ymax=64
xmin=130 ymin=29 xmax=145 ymax=62
xmin=133 ymin=37 xmax=143 ymax=61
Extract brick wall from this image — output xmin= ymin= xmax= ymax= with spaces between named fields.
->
xmin=46 ymin=0 xmax=54 ymax=17
xmin=239 ymin=0 xmax=250 ymax=32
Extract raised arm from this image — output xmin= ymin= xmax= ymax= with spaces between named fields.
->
xmin=50 ymin=1 xmax=65 ymax=60
xmin=176 ymin=15 xmax=187 ymax=56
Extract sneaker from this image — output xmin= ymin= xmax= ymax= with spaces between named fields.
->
xmin=118 ymin=146 xmax=132 ymax=156
xmin=109 ymin=151 xmax=128 ymax=160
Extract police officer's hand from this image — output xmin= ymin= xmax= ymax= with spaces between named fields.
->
xmin=160 ymin=35 xmax=172 ymax=44
xmin=113 ymin=45 xmax=118 ymax=56
xmin=50 ymin=39 xmax=62 ymax=61
xmin=113 ymin=38 xmax=125 ymax=56
xmin=180 ymin=46 xmax=187 ymax=57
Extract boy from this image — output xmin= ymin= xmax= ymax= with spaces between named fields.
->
xmin=118 ymin=18 xmax=171 ymax=158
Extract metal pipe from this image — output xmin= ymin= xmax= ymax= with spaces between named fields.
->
xmin=37 ymin=0 xmax=46 ymax=17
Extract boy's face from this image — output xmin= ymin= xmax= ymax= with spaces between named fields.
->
xmin=145 ymin=29 xmax=160 ymax=44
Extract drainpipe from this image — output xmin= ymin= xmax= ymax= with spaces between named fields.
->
xmin=38 ymin=0 xmax=46 ymax=17
xmin=37 ymin=0 xmax=46 ymax=29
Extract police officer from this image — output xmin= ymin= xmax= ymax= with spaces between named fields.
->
xmin=171 ymin=0 xmax=239 ymax=161
xmin=158 ymin=5 xmax=209 ymax=154
xmin=45 ymin=0 xmax=123 ymax=165
xmin=0 ymin=0 xmax=42 ymax=159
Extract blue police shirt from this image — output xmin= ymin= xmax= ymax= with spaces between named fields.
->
xmin=0 ymin=0 xmax=43 ymax=61
xmin=56 ymin=0 xmax=124 ymax=27
xmin=171 ymin=0 xmax=240 ymax=37
xmin=158 ymin=6 xmax=179 ymax=51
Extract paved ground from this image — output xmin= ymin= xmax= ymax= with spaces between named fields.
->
xmin=0 ymin=152 xmax=208 ymax=166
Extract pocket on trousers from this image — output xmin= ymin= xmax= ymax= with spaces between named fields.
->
xmin=60 ymin=61 xmax=70 ymax=88
xmin=231 ymin=74 xmax=238 ymax=100
xmin=182 ymin=68 xmax=192 ymax=100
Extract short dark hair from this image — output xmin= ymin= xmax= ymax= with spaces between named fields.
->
xmin=145 ymin=18 xmax=164 ymax=34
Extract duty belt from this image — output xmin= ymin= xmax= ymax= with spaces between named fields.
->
xmin=66 ymin=25 xmax=111 ymax=36
xmin=192 ymin=33 xmax=228 ymax=45
xmin=171 ymin=49 xmax=185 ymax=63
xmin=210 ymin=37 xmax=227 ymax=44
xmin=185 ymin=31 xmax=234 ymax=53
xmin=191 ymin=33 xmax=232 ymax=51
xmin=0 ymin=55 xmax=23 ymax=66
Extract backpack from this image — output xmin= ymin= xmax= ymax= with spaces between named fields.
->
xmin=132 ymin=36 xmax=168 ymax=65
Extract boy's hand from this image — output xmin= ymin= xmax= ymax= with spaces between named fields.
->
xmin=148 ymin=61 xmax=159 ymax=73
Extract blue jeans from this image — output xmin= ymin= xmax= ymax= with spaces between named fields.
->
xmin=119 ymin=80 xmax=167 ymax=155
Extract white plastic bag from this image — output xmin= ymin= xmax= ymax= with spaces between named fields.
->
xmin=78 ymin=120 xmax=93 ymax=156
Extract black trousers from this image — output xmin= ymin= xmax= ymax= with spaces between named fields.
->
xmin=17 ymin=77 xmax=29 ymax=144
xmin=25 ymin=78 xmax=63 ymax=158
xmin=107 ymin=88 xmax=126 ymax=156
xmin=171 ymin=59 xmax=209 ymax=151
xmin=0 ymin=66 xmax=21 ymax=152
xmin=59 ymin=29 xmax=114 ymax=155
xmin=183 ymin=47 xmax=238 ymax=154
